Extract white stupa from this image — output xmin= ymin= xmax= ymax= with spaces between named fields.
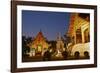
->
xmin=56 ymin=33 xmax=64 ymax=57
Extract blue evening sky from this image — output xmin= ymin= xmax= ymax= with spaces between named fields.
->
xmin=22 ymin=10 xmax=70 ymax=41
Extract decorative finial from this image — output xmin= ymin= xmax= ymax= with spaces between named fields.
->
xmin=40 ymin=29 xmax=42 ymax=32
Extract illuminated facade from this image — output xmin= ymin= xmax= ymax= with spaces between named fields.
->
xmin=67 ymin=13 xmax=90 ymax=44
xmin=29 ymin=31 xmax=49 ymax=56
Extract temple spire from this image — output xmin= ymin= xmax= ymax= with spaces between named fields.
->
xmin=40 ymin=29 xmax=42 ymax=32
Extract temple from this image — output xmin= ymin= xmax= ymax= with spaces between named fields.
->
xmin=67 ymin=13 xmax=90 ymax=44
xmin=29 ymin=31 xmax=49 ymax=56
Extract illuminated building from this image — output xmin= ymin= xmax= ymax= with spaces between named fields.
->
xmin=29 ymin=31 xmax=49 ymax=56
xmin=67 ymin=13 xmax=90 ymax=44
xmin=67 ymin=13 xmax=90 ymax=57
